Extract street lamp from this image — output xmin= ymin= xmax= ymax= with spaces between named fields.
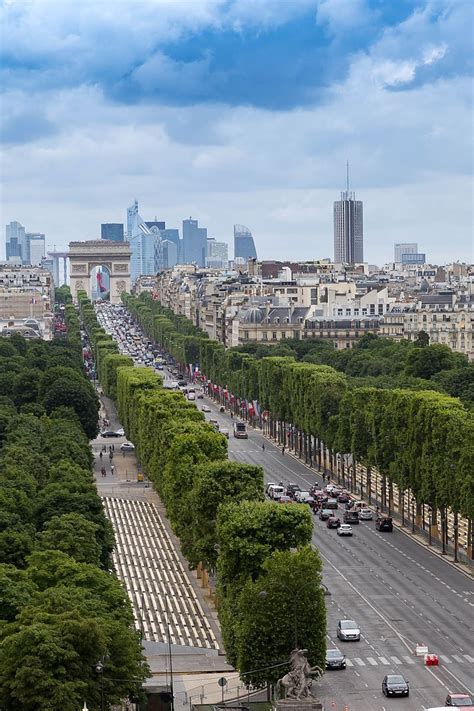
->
xmin=428 ymin=506 xmax=432 ymax=546
xmin=95 ymin=660 xmax=105 ymax=711
xmin=411 ymin=497 xmax=416 ymax=534
xmin=441 ymin=509 xmax=447 ymax=555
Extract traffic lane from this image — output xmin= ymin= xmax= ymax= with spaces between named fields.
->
xmin=312 ymin=513 xmax=474 ymax=668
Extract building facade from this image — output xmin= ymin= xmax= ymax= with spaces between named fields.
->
xmin=101 ymin=223 xmax=124 ymax=241
xmin=234 ymin=224 xmax=257 ymax=261
xmin=206 ymin=239 xmax=228 ymax=269
xmin=394 ymin=243 xmax=417 ymax=262
xmin=5 ymin=221 xmax=27 ymax=264
xmin=333 ymin=192 xmax=363 ymax=264
xmin=26 ymin=233 xmax=46 ymax=265
xmin=182 ymin=219 xmax=207 ymax=267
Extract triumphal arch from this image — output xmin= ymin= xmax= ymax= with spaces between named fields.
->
xmin=68 ymin=240 xmax=131 ymax=304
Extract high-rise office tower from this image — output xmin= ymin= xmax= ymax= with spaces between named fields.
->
xmin=333 ymin=165 xmax=363 ymax=264
xmin=234 ymin=224 xmax=257 ymax=261
xmin=127 ymin=200 xmax=156 ymax=281
xmin=5 ymin=221 xmax=27 ymax=263
xmin=27 ymin=233 xmax=46 ymax=265
xmin=206 ymin=238 xmax=229 ymax=269
xmin=394 ymin=243 xmax=417 ymax=262
xmin=162 ymin=240 xmax=178 ymax=269
xmin=182 ymin=218 xmax=207 ymax=266
xmin=101 ymin=223 xmax=124 ymax=241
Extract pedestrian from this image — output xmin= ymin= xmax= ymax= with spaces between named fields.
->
xmin=102 ymin=445 xmax=107 ymax=452
xmin=110 ymin=464 xmax=115 ymax=476
xmin=230 ymin=412 xmax=234 ymax=419
xmin=281 ymin=445 xmax=285 ymax=455
xmin=262 ymin=442 xmax=265 ymax=452
xmin=322 ymin=472 xmax=326 ymax=482
xmin=99 ymin=451 xmax=103 ymax=460
xmin=109 ymin=445 xmax=112 ymax=453
xmin=112 ymin=444 xmax=115 ymax=452
xmin=109 ymin=450 xmax=113 ymax=461
xmin=101 ymin=466 xmax=106 ymax=478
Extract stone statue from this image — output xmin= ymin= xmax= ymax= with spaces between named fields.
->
xmin=277 ymin=648 xmax=323 ymax=701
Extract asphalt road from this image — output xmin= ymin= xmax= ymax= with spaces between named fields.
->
xmin=193 ymin=389 xmax=474 ymax=711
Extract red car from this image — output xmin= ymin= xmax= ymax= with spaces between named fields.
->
xmin=445 ymin=693 xmax=474 ymax=707
xmin=327 ymin=516 xmax=341 ymax=529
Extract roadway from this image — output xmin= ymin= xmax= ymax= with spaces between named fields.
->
xmin=192 ymin=388 xmax=474 ymax=711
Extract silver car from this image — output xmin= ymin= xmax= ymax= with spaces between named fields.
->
xmin=337 ymin=619 xmax=361 ymax=641
xmin=359 ymin=507 xmax=373 ymax=520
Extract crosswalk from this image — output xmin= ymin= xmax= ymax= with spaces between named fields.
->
xmin=343 ymin=653 xmax=474 ymax=668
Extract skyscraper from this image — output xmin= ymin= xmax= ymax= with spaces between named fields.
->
xmin=333 ymin=166 xmax=363 ymax=264
xmin=5 ymin=221 xmax=27 ymax=263
xmin=101 ymin=223 xmax=124 ymax=241
xmin=127 ymin=201 xmax=156 ymax=281
xmin=234 ymin=224 xmax=257 ymax=261
xmin=26 ymin=233 xmax=46 ymax=265
xmin=206 ymin=238 xmax=229 ymax=269
xmin=182 ymin=218 xmax=207 ymax=266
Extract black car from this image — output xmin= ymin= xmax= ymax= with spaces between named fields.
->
xmin=326 ymin=648 xmax=346 ymax=670
xmin=382 ymin=674 xmax=409 ymax=697
xmin=286 ymin=483 xmax=301 ymax=498
xmin=100 ymin=430 xmax=121 ymax=438
xmin=376 ymin=515 xmax=393 ymax=532
xmin=319 ymin=508 xmax=332 ymax=521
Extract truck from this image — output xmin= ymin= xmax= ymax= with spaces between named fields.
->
xmin=233 ymin=421 xmax=248 ymax=439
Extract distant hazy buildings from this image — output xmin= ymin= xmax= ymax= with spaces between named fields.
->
xmin=101 ymin=223 xmax=124 ymax=242
xmin=26 ymin=233 xmax=46 ymax=265
xmin=206 ymin=239 xmax=228 ymax=269
xmin=394 ymin=243 xmax=426 ymax=265
xmin=234 ymin=224 xmax=257 ymax=261
xmin=333 ymin=178 xmax=363 ymax=264
xmin=183 ymin=218 xmax=207 ymax=267
xmin=127 ymin=200 xmax=155 ymax=281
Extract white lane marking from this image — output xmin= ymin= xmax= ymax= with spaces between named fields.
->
xmin=353 ymin=657 xmax=365 ymax=666
xmin=464 ymin=654 xmax=474 ymax=663
xmin=439 ymin=655 xmax=451 ymax=663
xmin=345 ymin=659 xmax=353 ymax=667
xmin=366 ymin=657 xmax=377 ymax=665
xmin=402 ymin=656 xmax=415 ymax=665
xmin=379 ymin=657 xmax=389 ymax=665
xmin=390 ymin=656 xmax=402 ymax=665
xmin=451 ymin=654 xmax=465 ymax=663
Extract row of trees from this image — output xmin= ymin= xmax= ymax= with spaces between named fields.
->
xmin=125 ymin=293 xmax=474 ymax=527
xmin=0 ymin=330 xmax=147 ymax=709
xmin=80 ymin=296 xmax=327 ymax=687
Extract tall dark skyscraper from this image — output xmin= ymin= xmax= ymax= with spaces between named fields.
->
xmin=101 ymin=223 xmax=124 ymax=241
xmin=333 ymin=165 xmax=363 ymax=264
xmin=182 ymin=218 xmax=207 ymax=266
xmin=234 ymin=224 xmax=257 ymax=261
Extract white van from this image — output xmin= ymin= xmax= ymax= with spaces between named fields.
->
xmin=294 ymin=490 xmax=313 ymax=503
xmin=268 ymin=485 xmax=285 ymax=500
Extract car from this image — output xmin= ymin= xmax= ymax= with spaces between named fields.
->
xmin=382 ymin=674 xmax=409 ymax=697
xmin=294 ymin=490 xmax=314 ymax=504
xmin=120 ymin=442 xmax=135 ymax=452
xmin=337 ymin=491 xmax=350 ymax=503
xmin=100 ymin=430 xmax=121 ymax=438
xmin=326 ymin=648 xmax=346 ymax=670
xmin=219 ymin=427 xmax=230 ymax=438
xmin=209 ymin=419 xmax=220 ymax=431
xmin=319 ymin=508 xmax=332 ymax=521
xmin=376 ymin=515 xmax=393 ymax=531
xmin=278 ymin=495 xmax=293 ymax=505
xmin=286 ymin=483 xmax=301 ymax=498
xmin=187 ymin=393 xmax=196 ymax=401
xmin=115 ymin=427 xmax=125 ymax=436
xmin=359 ymin=507 xmax=373 ymax=520
xmin=268 ymin=485 xmax=286 ymax=500
xmin=445 ymin=694 xmax=474 ymax=707
xmin=197 ymin=391 xmax=204 ymax=399
xmin=337 ymin=523 xmax=353 ymax=536
xmin=325 ymin=497 xmax=339 ymax=510
xmin=337 ymin=619 xmax=360 ymax=641
xmin=326 ymin=516 xmax=341 ymax=529
xmin=201 ymin=405 xmax=211 ymax=412
xmin=343 ymin=510 xmax=359 ymax=524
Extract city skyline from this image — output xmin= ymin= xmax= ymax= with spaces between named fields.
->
xmin=0 ymin=1 xmax=473 ymax=264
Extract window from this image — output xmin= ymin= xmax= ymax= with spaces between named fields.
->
xmin=337 ymin=308 xmax=343 ymax=316
xmin=346 ymin=309 xmax=351 ymax=316
xmin=311 ymin=288 xmax=317 ymax=305
xmin=354 ymin=308 xmax=359 ymax=315
xmin=281 ymin=332 xmax=286 ymax=339
xmin=378 ymin=304 xmax=384 ymax=315
xmin=293 ymin=330 xmax=300 ymax=339
xmin=244 ymin=331 xmax=249 ymax=339
xmin=370 ymin=304 xmax=375 ymax=315
xmin=262 ymin=332 xmax=268 ymax=340
xmin=345 ymin=342 xmax=350 ymax=349
xmin=362 ymin=308 xmax=367 ymax=315
xmin=272 ymin=331 xmax=277 ymax=340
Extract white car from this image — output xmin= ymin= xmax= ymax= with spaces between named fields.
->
xmin=219 ymin=427 xmax=229 ymax=438
xmin=120 ymin=442 xmax=135 ymax=452
xmin=337 ymin=523 xmax=353 ymax=536
xmin=201 ymin=404 xmax=211 ymax=412
xmin=359 ymin=508 xmax=373 ymax=520
xmin=115 ymin=427 xmax=124 ymax=436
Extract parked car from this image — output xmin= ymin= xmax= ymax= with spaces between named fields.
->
xmin=359 ymin=507 xmax=373 ymax=520
xmin=101 ymin=430 xmax=121 ymax=438
xmin=325 ymin=648 xmax=346 ymax=670
xmin=115 ymin=427 xmax=125 ymax=436
xmin=445 ymin=694 xmax=474 ymax=707
xmin=326 ymin=516 xmax=341 ymax=529
xmin=120 ymin=442 xmax=135 ymax=452
xmin=382 ymin=674 xmax=409 ymax=697
xmin=319 ymin=508 xmax=333 ymax=521
xmin=337 ymin=523 xmax=353 ymax=537
xmin=201 ymin=405 xmax=211 ymax=412
xmin=337 ymin=619 xmax=360 ymax=641
xmin=219 ymin=427 xmax=230 ymax=438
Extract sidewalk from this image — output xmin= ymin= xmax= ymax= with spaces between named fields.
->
xmin=92 ymin=389 xmax=225 ymax=649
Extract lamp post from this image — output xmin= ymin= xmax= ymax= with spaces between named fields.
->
xmin=163 ymin=596 xmax=175 ymax=711
xmin=95 ymin=660 xmax=105 ymax=711
xmin=441 ymin=509 xmax=447 ymax=555
xmin=428 ymin=506 xmax=432 ymax=546
xmin=411 ymin=497 xmax=416 ymax=534
xmin=453 ymin=513 xmax=459 ymax=563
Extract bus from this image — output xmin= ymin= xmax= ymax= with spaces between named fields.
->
xmin=233 ymin=421 xmax=248 ymax=439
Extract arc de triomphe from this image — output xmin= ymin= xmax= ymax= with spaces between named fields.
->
xmin=68 ymin=240 xmax=131 ymax=304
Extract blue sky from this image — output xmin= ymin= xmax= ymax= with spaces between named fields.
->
xmin=0 ymin=0 xmax=472 ymax=263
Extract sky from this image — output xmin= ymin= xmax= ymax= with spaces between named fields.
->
xmin=0 ymin=0 xmax=473 ymax=265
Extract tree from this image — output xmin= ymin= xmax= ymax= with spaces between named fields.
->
xmin=235 ymin=547 xmax=326 ymax=687
xmin=42 ymin=377 xmax=99 ymax=439
xmin=415 ymin=330 xmax=430 ymax=347
xmin=37 ymin=513 xmax=101 ymax=566
xmin=405 ymin=344 xmax=466 ymax=380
